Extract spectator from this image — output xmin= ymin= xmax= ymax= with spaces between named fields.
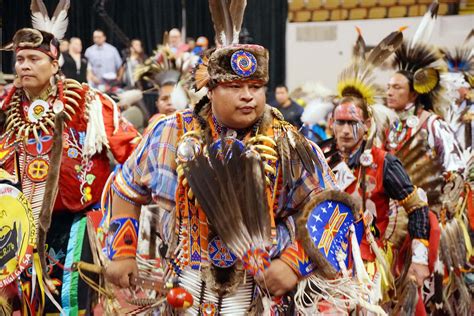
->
xmin=270 ymin=84 xmax=304 ymax=128
xmin=186 ymin=37 xmax=196 ymax=52
xmin=59 ymin=39 xmax=69 ymax=53
xmin=122 ymin=39 xmax=147 ymax=88
xmin=192 ymin=36 xmax=209 ymax=55
xmin=85 ymin=29 xmax=122 ymax=90
xmin=61 ymin=37 xmax=88 ymax=82
xmin=168 ymin=28 xmax=188 ymax=56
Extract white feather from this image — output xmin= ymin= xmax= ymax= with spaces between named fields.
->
xmin=49 ymin=9 xmax=69 ymax=40
xmin=171 ymin=83 xmax=188 ymax=111
xmin=301 ymin=98 xmax=334 ymax=125
xmin=117 ymin=89 xmax=143 ymax=108
xmin=31 ymin=1 xmax=69 ymax=40
xmin=31 ymin=12 xmax=52 ymax=33
xmin=410 ymin=1 xmax=438 ymax=49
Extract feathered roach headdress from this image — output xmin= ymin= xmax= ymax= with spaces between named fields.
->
xmin=336 ymin=27 xmax=404 ymax=146
xmin=135 ymin=44 xmax=199 ymax=110
xmin=135 ymin=45 xmax=198 ymax=88
xmin=440 ymin=29 xmax=473 ymax=90
xmin=392 ymin=1 xmax=447 ymax=111
xmin=1 ymin=0 xmax=70 ymax=60
xmin=193 ymin=0 xmax=269 ymax=92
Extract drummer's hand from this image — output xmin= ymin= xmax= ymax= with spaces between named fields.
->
xmin=258 ymin=259 xmax=298 ymax=296
xmin=105 ymin=257 xmax=138 ymax=288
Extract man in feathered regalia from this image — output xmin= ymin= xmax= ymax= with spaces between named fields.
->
xmin=440 ymin=30 xmax=473 ymax=151
xmin=384 ymin=3 xmax=471 ymax=314
xmin=317 ymin=27 xmax=435 ymax=314
xmin=102 ymin=1 xmax=372 ymax=314
xmin=0 ymin=0 xmax=139 ymax=313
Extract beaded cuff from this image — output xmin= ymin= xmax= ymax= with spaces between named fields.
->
xmin=280 ymin=241 xmax=315 ymax=278
xmin=106 ymin=217 xmax=139 ymax=260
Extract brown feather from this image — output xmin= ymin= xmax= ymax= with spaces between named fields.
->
xmin=184 ymin=142 xmax=248 ymax=254
xmin=352 ymin=26 xmax=366 ymax=60
xmin=361 ymin=29 xmax=404 ymax=80
xmin=242 ymin=149 xmax=270 ymax=244
xmin=208 ymin=0 xmax=233 ymax=46
xmin=276 ymin=135 xmax=292 ymax=189
xmin=366 ymin=30 xmax=404 ymax=67
xmin=52 ymin=0 xmax=70 ymax=20
xmin=229 ymin=0 xmax=247 ymax=43
xmin=393 ymin=278 xmax=418 ymax=315
xmin=464 ymin=28 xmax=474 ymax=44
xmin=30 ymin=0 xmax=49 ymax=17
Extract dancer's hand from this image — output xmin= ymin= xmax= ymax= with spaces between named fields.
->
xmin=258 ymin=259 xmax=298 ymax=296
xmin=408 ymin=262 xmax=430 ymax=287
xmin=105 ymin=257 xmax=138 ymax=288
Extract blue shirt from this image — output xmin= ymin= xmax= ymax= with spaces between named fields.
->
xmin=84 ymin=43 xmax=122 ymax=85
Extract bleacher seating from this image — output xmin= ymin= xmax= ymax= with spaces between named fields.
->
xmin=288 ymin=0 xmax=461 ymax=21
xmin=313 ymin=9 xmax=331 ymax=21
xmin=368 ymin=6 xmax=387 ymax=18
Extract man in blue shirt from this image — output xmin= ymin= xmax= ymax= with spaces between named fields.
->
xmin=85 ymin=29 xmax=123 ymax=90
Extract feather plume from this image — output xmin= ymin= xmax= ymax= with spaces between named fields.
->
xmin=364 ymin=28 xmax=404 ymax=72
xmin=229 ymin=0 xmax=247 ymax=44
xmin=284 ymin=128 xmax=325 ymax=185
xmin=464 ymin=29 xmax=474 ymax=45
xmin=410 ymin=0 xmax=439 ymax=49
xmin=441 ymin=46 xmax=473 ymax=73
xmin=289 ymin=81 xmax=334 ymax=105
xmin=208 ymin=0 xmax=247 ymax=46
xmin=31 ymin=0 xmax=70 ymax=40
xmin=117 ymin=89 xmax=143 ymax=108
xmin=183 ymin=139 xmax=271 ymax=275
xmin=301 ymin=98 xmax=334 ymax=126
xmin=171 ymin=82 xmax=188 ymax=111
xmin=338 ymin=28 xmax=405 ymax=106
xmin=394 ymin=41 xmax=441 ymax=74
xmin=136 ymin=44 xmax=198 ymax=92
xmin=393 ymin=278 xmax=418 ymax=315
xmin=352 ymin=27 xmax=366 ymax=60
xmin=209 ymin=0 xmax=232 ymax=46
xmin=0 ymin=290 xmax=12 ymax=316
xmin=276 ymin=135 xmax=293 ymax=189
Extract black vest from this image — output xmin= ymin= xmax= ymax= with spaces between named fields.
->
xmin=62 ymin=53 xmax=87 ymax=83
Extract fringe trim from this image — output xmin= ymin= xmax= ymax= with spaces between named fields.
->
xmin=83 ymin=89 xmax=110 ymax=156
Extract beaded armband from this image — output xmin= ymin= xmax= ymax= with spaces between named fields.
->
xmin=106 ymin=217 xmax=139 ymax=260
xmin=280 ymin=241 xmax=315 ymax=278
xmin=399 ymin=187 xmax=428 ymax=215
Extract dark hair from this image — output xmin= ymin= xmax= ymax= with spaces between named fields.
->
xmin=275 ymin=84 xmax=288 ymax=92
xmin=334 ymin=96 xmax=369 ymax=120
xmin=93 ymin=29 xmax=106 ymax=36
xmin=396 ymin=70 xmax=414 ymax=92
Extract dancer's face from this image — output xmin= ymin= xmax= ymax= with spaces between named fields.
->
xmin=209 ymin=81 xmax=266 ymax=130
xmin=386 ymin=73 xmax=417 ymax=111
xmin=15 ymin=49 xmax=58 ymax=96
xmin=333 ymin=101 xmax=367 ymax=154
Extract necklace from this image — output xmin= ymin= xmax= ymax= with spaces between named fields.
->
xmin=4 ymin=78 xmax=83 ymax=144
